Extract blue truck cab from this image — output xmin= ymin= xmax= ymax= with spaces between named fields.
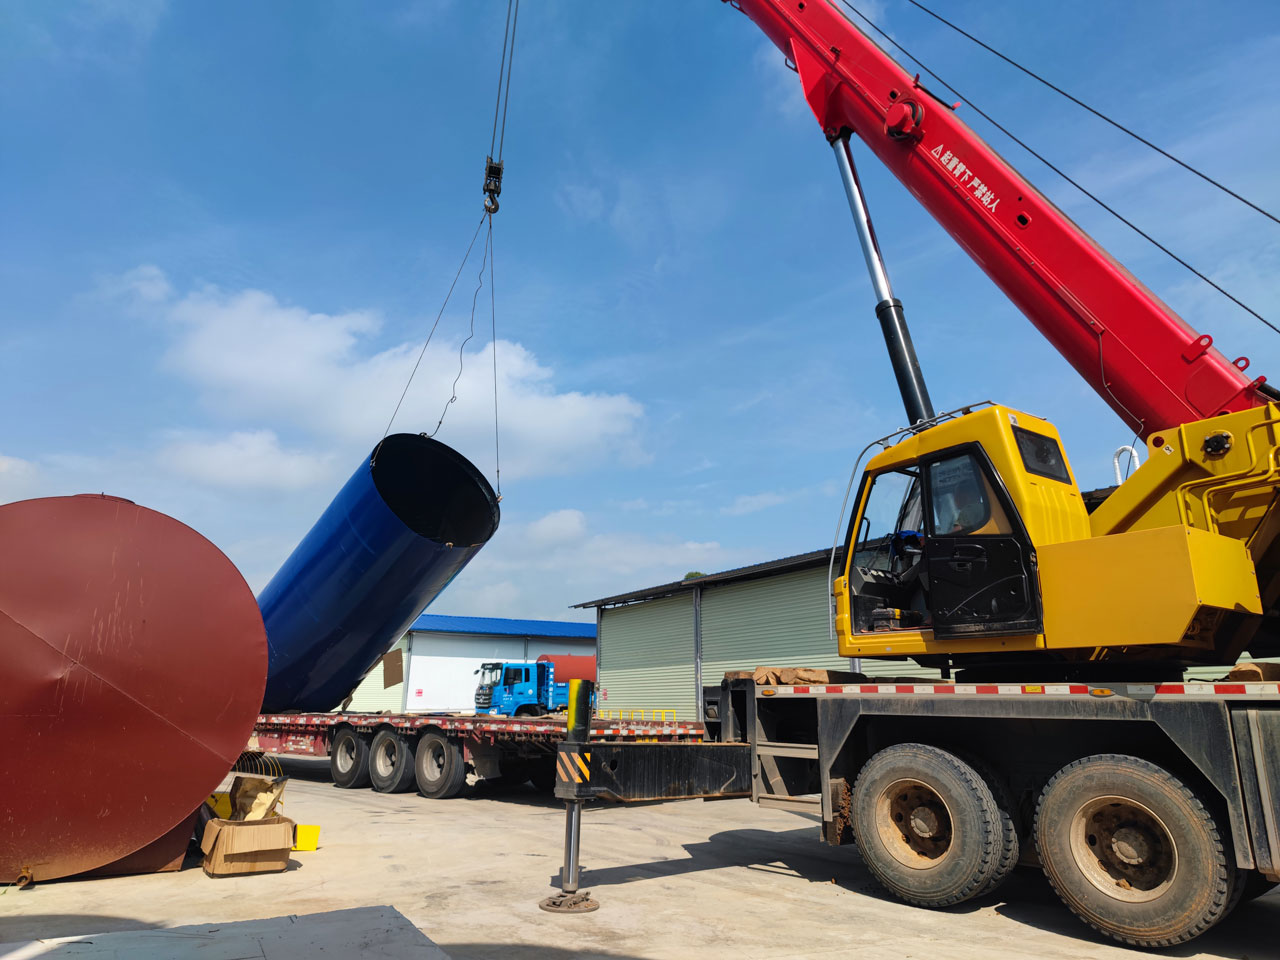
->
xmin=474 ymin=660 xmax=569 ymax=717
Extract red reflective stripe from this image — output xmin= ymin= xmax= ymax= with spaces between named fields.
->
xmin=1155 ymin=683 xmax=1186 ymax=695
xmin=793 ymin=685 xmax=810 ymax=694
xmin=976 ymin=685 xmax=999 ymax=695
xmin=1069 ymin=685 xmax=1090 ymax=694
xmin=825 ymin=685 xmax=843 ymax=693
xmin=895 ymin=685 xmax=914 ymax=694
xmin=934 ymin=685 xmax=955 ymax=694
xmin=1215 ymin=684 xmax=1247 ymax=695
xmin=860 ymin=684 xmax=879 ymax=693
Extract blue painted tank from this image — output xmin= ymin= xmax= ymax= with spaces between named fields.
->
xmin=258 ymin=433 xmax=500 ymax=713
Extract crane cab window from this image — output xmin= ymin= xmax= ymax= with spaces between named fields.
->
xmin=927 ymin=453 xmax=1013 ymax=536
xmin=1013 ymin=427 xmax=1071 ymax=483
xmin=853 ymin=469 xmax=922 ymax=574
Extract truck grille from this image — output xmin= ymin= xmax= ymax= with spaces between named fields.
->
xmin=475 ymin=686 xmax=492 ymax=708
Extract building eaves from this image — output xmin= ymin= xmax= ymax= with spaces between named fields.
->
xmin=572 ymin=545 xmax=846 ymax=609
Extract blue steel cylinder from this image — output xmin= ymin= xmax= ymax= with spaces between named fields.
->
xmin=258 ymin=434 xmax=499 ymax=713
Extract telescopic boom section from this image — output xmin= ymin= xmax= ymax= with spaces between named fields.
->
xmin=736 ymin=0 xmax=1269 ymax=438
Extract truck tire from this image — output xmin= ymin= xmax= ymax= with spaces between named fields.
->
xmin=330 ymin=726 xmax=371 ymax=789
xmin=1035 ymin=754 xmax=1237 ymax=948
xmin=415 ymin=731 xmax=466 ymax=799
xmin=957 ymin=752 xmax=1020 ymax=896
xmin=515 ymin=704 xmax=545 ymax=718
xmin=851 ymin=743 xmax=1007 ymax=907
xmin=369 ymin=729 xmax=417 ymax=793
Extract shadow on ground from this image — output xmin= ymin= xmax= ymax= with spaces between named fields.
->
xmin=445 ymin=947 xmax=657 ymax=960
xmin=562 ymin=824 xmax=1280 ymax=956
xmin=0 ymin=914 xmax=164 ymax=942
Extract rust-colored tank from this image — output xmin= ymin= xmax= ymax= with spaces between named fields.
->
xmin=537 ymin=653 xmax=597 ymax=683
xmin=0 ymin=495 xmax=267 ymax=883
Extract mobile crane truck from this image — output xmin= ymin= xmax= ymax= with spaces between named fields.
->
xmin=542 ymin=0 xmax=1280 ymax=948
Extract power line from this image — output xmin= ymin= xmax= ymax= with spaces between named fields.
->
xmin=903 ymin=0 xmax=1280 ymax=228
xmin=835 ymin=1 xmax=1278 ymax=335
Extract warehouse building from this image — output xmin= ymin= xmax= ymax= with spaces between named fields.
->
xmin=340 ymin=614 xmax=596 ymax=714
xmin=575 ymin=547 xmax=940 ymax=723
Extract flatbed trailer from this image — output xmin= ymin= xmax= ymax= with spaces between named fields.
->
xmin=555 ymin=676 xmax=1280 ymax=948
xmin=250 ymin=711 xmax=703 ymax=799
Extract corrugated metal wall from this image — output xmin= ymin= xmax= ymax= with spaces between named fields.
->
xmin=700 ymin=565 xmax=940 ymax=683
xmin=701 ymin=567 xmax=847 ymax=680
xmin=594 ymin=563 xmax=941 ymax=721
xmin=598 ymin=595 xmax=696 ymax=720
xmin=341 ymin=636 xmax=409 ymax=713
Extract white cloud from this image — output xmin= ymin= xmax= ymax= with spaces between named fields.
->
xmin=526 ymin=508 xmax=588 ymax=545
xmin=99 ymin=263 xmax=172 ymax=303
xmin=722 ymin=490 xmax=790 ymax=516
xmin=0 ymin=455 xmax=41 ymax=505
xmin=753 ymin=42 xmax=808 ymax=122
xmin=14 ymin=0 xmax=168 ymax=64
xmin=128 ymin=272 xmax=645 ymax=481
xmin=431 ymin=507 xmax=756 ymax=619
xmin=160 ymin=430 xmax=335 ymax=491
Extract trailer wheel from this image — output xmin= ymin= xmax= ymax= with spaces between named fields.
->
xmin=851 ymin=743 xmax=1006 ymax=907
xmin=1035 ymin=754 xmax=1237 ymax=948
xmin=329 ymin=727 xmax=371 ymax=789
xmin=415 ymin=731 xmax=466 ymax=799
xmin=369 ymin=729 xmax=416 ymax=793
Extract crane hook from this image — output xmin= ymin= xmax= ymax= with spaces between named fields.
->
xmin=483 ymin=156 xmax=503 ymax=215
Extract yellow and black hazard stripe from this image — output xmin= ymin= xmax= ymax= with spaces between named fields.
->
xmin=556 ymin=748 xmax=591 ymax=784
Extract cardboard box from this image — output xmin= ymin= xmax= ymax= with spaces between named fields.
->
xmin=201 ymin=816 xmax=295 ymax=877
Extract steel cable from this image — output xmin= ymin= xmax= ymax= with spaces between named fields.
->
xmin=836 ymin=0 xmax=1278 ymax=335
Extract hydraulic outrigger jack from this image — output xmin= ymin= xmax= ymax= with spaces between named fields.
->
xmin=539 ymin=679 xmax=600 ymax=914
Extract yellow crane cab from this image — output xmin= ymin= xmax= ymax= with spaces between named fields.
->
xmin=833 ymin=402 xmax=1272 ymax=672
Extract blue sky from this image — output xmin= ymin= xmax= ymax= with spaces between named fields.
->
xmin=4 ymin=0 xmax=1279 ymax=621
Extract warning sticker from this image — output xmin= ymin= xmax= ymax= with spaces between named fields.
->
xmin=931 ymin=143 xmax=999 ymax=211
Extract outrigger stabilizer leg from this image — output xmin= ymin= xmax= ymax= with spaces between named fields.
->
xmin=539 ymin=678 xmax=600 ymax=914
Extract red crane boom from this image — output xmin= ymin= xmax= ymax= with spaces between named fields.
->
xmin=735 ymin=0 xmax=1269 ymax=437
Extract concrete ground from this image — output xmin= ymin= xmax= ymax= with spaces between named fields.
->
xmin=3 ymin=756 xmax=1276 ymax=960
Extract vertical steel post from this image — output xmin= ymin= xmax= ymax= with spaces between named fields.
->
xmin=831 ymin=135 xmax=935 ymax=426
xmin=693 ymin=586 xmax=704 ymax=725
xmin=560 ymin=678 xmax=591 ymax=894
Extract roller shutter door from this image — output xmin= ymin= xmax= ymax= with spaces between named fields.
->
xmin=598 ymin=595 xmax=696 ymax=721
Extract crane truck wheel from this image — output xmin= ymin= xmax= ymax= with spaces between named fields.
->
xmin=956 ymin=752 xmax=1020 ymax=896
xmin=851 ymin=743 xmax=1007 ymax=907
xmin=368 ymin=729 xmax=417 ymax=793
xmin=329 ymin=726 xmax=371 ymax=789
xmin=415 ymin=730 xmax=467 ymax=799
xmin=1035 ymin=754 xmax=1237 ymax=948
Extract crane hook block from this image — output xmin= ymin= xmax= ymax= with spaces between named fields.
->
xmin=483 ymin=155 xmax=504 ymax=214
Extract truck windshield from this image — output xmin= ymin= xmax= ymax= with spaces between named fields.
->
xmin=478 ymin=664 xmax=502 ymax=685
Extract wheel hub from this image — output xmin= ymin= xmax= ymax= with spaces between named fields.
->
xmin=1071 ymin=797 xmax=1177 ymax=903
xmin=877 ymin=779 xmax=954 ymax=868
xmin=909 ymin=805 xmax=942 ymax=839
xmin=1110 ymin=825 xmax=1152 ymax=866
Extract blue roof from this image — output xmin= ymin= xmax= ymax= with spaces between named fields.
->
xmin=408 ymin=613 xmax=596 ymax=639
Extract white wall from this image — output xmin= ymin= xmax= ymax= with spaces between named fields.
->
xmin=403 ymin=631 xmax=595 ymax=713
